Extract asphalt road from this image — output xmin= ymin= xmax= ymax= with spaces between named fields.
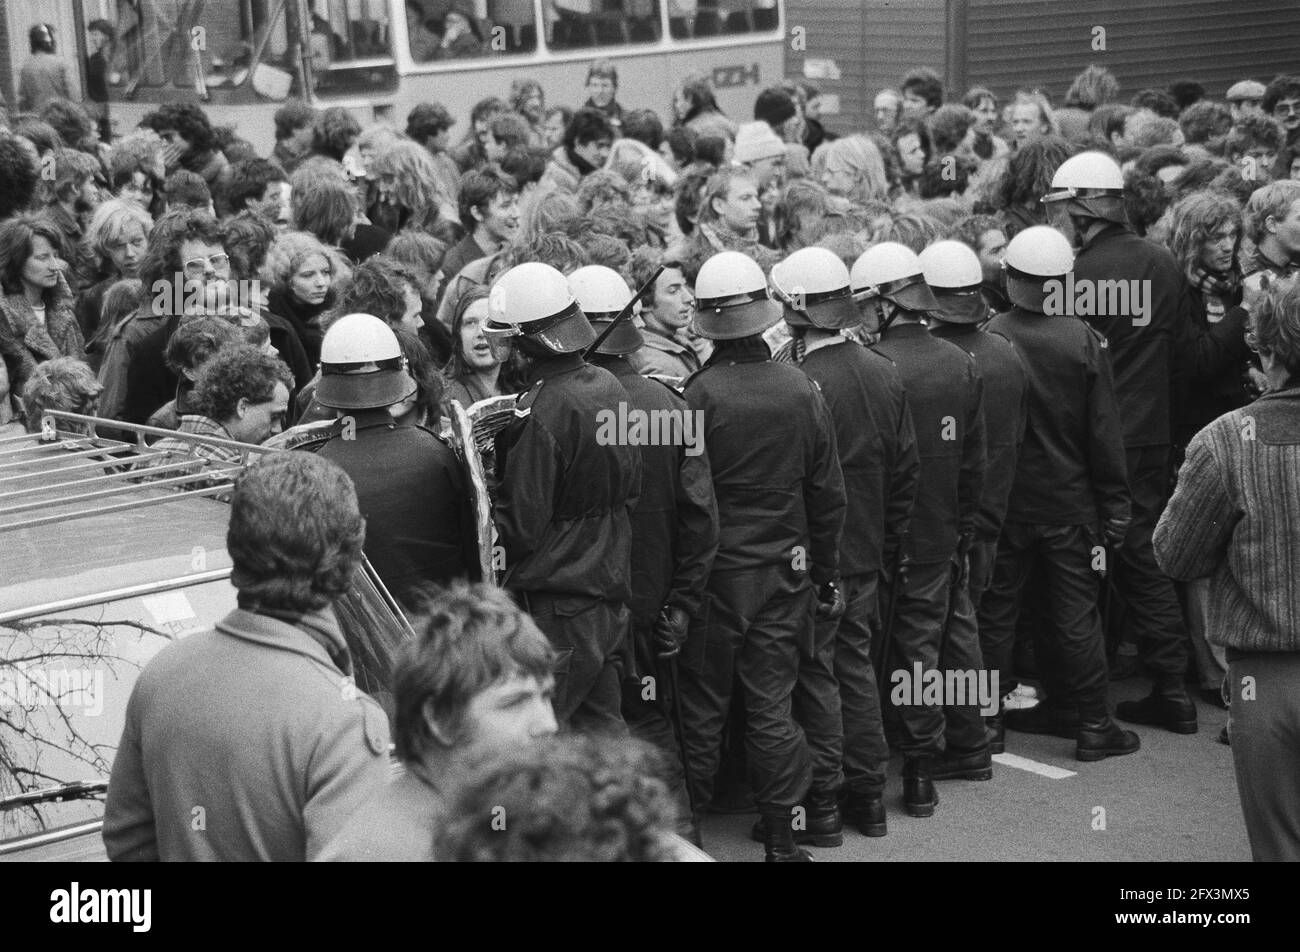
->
xmin=699 ymin=677 xmax=1249 ymax=862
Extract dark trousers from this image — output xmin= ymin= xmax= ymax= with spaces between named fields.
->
xmin=524 ymin=593 xmax=628 ymax=735
xmin=876 ymin=559 xmax=957 ymax=755
xmin=1228 ymin=651 xmax=1300 ymax=861
xmin=622 ymin=619 xmax=693 ymax=836
xmin=678 ymin=566 xmax=813 ymax=813
xmin=1117 ymin=445 xmax=1189 ymax=681
xmin=833 ymin=572 xmax=889 ymax=795
xmin=793 ymin=582 xmax=845 ymax=794
xmin=940 ymin=561 xmax=994 ymax=750
xmin=977 ymin=522 xmax=1109 ymax=720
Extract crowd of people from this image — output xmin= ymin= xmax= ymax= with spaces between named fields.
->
xmin=2 ymin=45 xmax=1299 ymax=862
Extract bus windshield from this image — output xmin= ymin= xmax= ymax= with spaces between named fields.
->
xmin=96 ymin=0 xmax=395 ymax=98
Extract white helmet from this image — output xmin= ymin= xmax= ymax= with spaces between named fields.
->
xmin=1042 ymin=151 xmax=1126 ymax=222
xmin=919 ymin=241 xmax=986 ymax=324
xmin=317 ymin=312 xmax=416 ymax=410
xmin=920 ymin=241 xmax=983 ymax=290
xmin=568 ymin=265 xmax=643 ymax=355
xmin=691 ymin=250 xmax=781 ymax=340
xmin=1003 ymin=226 xmax=1075 ymax=278
xmin=770 ymin=246 xmax=857 ymax=330
xmin=850 ymin=241 xmax=939 ymax=317
xmin=485 ymin=262 xmax=595 ymax=355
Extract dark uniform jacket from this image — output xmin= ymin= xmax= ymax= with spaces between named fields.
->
xmin=985 ymin=306 xmax=1130 ymax=529
xmin=495 ymin=353 xmax=642 ymax=602
xmin=930 ymin=322 xmax=1028 ymax=544
xmin=1074 ymin=223 xmax=1189 ymax=449
xmin=872 ymin=322 xmax=986 ymax=565
xmin=597 ymin=355 xmax=718 ymax=625
xmin=317 ymin=408 xmax=481 ymax=607
xmin=683 ymin=337 xmax=845 ymax=584
xmin=797 ymin=338 xmax=918 ymax=575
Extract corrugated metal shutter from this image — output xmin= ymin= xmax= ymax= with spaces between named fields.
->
xmin=786 ymin=0 xmax=947 ymax=136
xmin=961 ymin=0 xmax=1300 ymax=101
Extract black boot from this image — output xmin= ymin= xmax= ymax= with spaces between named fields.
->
xmin=1004 ymin=702 xmax=1081 ymax=738
xmin=930 ymin=744 xmax=993 ymax=781
xmin=761 ymin=813 xmax=813 ymax=862
xmin=1076 ymin=716 xmax=1141 ymax=761
xmin=1116 ymin=680 xmax=1198 ymax=734
xmin=902 ymin=756 xmax=938 ymax=817
xmin=986 ymin=715 xmax=1005 ymax=755
xmin=842 ymin=790 xmax=887 ymax=837
xmin=748 ymin=789 xmax=843 ymax=847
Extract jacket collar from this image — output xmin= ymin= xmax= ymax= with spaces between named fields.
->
xmin=523 ymin=351 xmax=586 ymax=386
xmin=217 ymin=605 xmax=352 ymax=675
xmin=706 ymin=336 xmax=770 ymax=366
xmin=640 ymin=327 xmax=694 ymax=356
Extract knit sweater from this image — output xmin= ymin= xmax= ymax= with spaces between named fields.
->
xmin=1153 ymin=385 xmax=1300 ymax=653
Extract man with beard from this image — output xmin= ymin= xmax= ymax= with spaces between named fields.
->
xmin=38 ymin=148 xmax=101 ymax=293
xmin=486 ymin=262 xmax=641 ymax=733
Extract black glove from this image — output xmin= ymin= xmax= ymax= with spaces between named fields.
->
xmin=1103 ymin=517 xmax=1129 ymax=549
xmin=815 ymin=580 xmax=846 ymax=620
xmin=653 ymin=606 xmax=690 ymax=659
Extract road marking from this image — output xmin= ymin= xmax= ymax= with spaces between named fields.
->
xmin=993 ymin=752 xmax=1077 ymax=779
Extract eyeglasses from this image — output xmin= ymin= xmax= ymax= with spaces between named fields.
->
xmin=182 ymin=253 xmax=230 ymax=278
xmin=1273 ymin=101 xmax=1300 ymax=117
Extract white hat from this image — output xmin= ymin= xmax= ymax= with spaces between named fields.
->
xmin=733 ymin=121 xmax=786 ymax=165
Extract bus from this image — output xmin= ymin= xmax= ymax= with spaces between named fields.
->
xmin=67 ymin=0 xmax=785 ymax=154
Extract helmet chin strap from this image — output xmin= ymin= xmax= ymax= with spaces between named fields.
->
xmin=877 ymin=299 xmax=901 ymax=333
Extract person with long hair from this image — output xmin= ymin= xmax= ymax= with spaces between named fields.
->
xmin=262 ymin=230 xmax=351 ymax=368
xmin=0 ymin=215 xmax=81 ymax=424
xmin=442 ymin=287 xmax=517 ymax=409
xmin=368 ymin=138 xmax=456 ymax=234
xmin=1008 ymin=91 xmax=1060 ymax=150
xmin=672 ymin=74 xmax=736 ymax=142
xmin=991 ymin=135 xmax=1074 ymax=236
xmin=812 ymin=135 xmax=890 ymax=206
xmin=18 ymin=24 xmax=70 ymax=114
xmin=452 ymin=96 xmax=508 ymax=173
xmin=76 ymin=198 xmax=152 ymax=356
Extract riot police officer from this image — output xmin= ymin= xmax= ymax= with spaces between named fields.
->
xmin=569 ymin=264 xmax=719 ymax=842
xmin=921 ymin=240 xmax=1027 ymax=775
xmin=771 ymin=246 xmax=919 ymax=840
xmin=315 ymin=314 xmax=481 ymax=616
xmin=1042 ymin=152 xmax=1197 ymax=733
xmin=853 ymin=242 xmax=987 ymax=817
xmin=981 ymin=226 xmax=1139 ymax=761
xmin=485 ymin=263 xmax=642 ymax=733
xmin=678 ymin=250 xmax=847 ymax=862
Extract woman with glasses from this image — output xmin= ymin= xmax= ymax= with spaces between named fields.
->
xmin=0 ymin=215 xmax=81 ymax=426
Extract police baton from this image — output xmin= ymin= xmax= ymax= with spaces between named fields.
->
xmin=661 ymin=653 xmax=700 ymax=846
xmin=583 ymin=265 xmax=665 ymax=359
xmin=876 ymin=549 xmax=909 ymax=697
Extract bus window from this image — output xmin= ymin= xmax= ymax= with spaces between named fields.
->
xmin=671 ymin=0 xmax=779 ymax=40
xmin=406 ymin=1 xmax=536 ymax=61
xmin=104 ymin=0 xmax=269 ymax=91
xmin=546 ymin=0 xmax=663 ymax=51
xmin=307 ymin=0 xmax=398 ymax=95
